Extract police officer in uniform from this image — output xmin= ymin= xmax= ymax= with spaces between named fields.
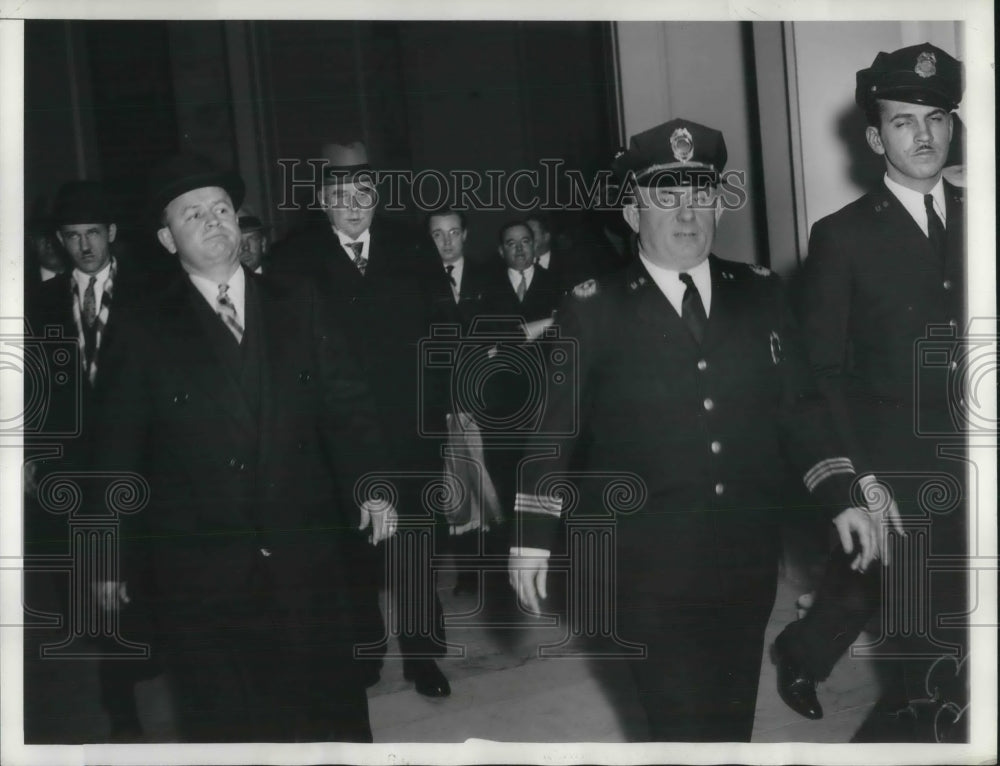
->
xmin=771 ymin=44 xmax=968 ymax=741
xmin=507 ymin=118 xmax=882 ymax=742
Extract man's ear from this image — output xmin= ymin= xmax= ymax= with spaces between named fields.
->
xmin=622 ymin=202 xmax=640 ymax=234
xmin=156 ymin=226 xmax=177 ymax=254
xmin=865 ymin=126 xmax=886 ymax=156
xmin=107 ymin=223 xmax=117 ymax=244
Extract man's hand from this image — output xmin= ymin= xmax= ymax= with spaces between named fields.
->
xmin=508 ymin=549 xmax=549 ymax=615
xmin=92 ymin=581 xmax=129 ymax=611
xmin=359 ymin=499 xmax=398 ymax=545
xmin=857 ymin=474 xmax=906 ymax=565
xmin=832 ymin=506 xmax=881 ymax=572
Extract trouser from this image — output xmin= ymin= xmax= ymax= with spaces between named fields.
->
xmin=159 ymin=557 xmax=371 ymax=743
xmin=625 ymin=600 xmax=774 ymax=741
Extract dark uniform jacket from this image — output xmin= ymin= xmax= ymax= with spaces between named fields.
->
xmin=516 ymin=255 xmax=856 ymax=600
xmin=799 ymin=180 xmax=965 ymax=475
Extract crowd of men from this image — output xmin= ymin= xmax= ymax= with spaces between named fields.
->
xmin=22 ymin=42 xmax=969 ymax=744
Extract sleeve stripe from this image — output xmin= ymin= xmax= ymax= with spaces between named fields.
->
xmin=803 ymin=457 xmax=856 ymax=492
xmin=514 ymin=492 xmax=563 ymax=517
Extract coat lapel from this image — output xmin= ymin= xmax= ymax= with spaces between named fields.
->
xmin=164 ymin=275 xmax=258 ymax=437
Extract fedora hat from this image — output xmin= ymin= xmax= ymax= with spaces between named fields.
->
xmin=147 ymin=151 xmax=245 ymax=225
xmin=319 ymin=140 xmax=372 ymax=187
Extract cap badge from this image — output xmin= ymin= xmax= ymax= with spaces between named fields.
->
xmin=670 ymin=127 xmax=694 ymax=163
xmin=915 ymin=50 xmax=937 ymax=79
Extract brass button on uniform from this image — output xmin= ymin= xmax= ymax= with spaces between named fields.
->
xmin=714 ymin=483 xmax=725 ymax=496
xmin=942 ymin=280 xmax=952 ymax=290
xmin=710 ymin=440 xmax=722 ymax=454
xmin=697 ymin=359 xmax=708 ymax=371
xmin=703 ymin=398 xmax=715 ymax=411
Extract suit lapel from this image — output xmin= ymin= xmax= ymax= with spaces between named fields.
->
xmin=166 ymin=275 xmax=258 ymax=437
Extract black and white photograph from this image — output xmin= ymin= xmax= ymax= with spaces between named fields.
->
xmin=0 ymin=1 xmax=995 ymax=764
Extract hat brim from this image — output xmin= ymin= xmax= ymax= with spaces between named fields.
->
xmin=870 ymin=85 xmax=957 ymax=111
xmin=149 ymin=170 xmax=246 ymax=226
xmin=320 ymin=164 xmax=374 ymax=187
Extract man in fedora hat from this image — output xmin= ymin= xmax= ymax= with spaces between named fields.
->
xmin=271 ymin=140 xmax=453 ymax=698
xmin=508 ymin=118 xmax=882 ymax=741
xmin=88 ymin=151 xmax=391 ymax=741
xmin=771 ymin=43 xmax=968 ymax=741
xmin=236 ymin=210 xmax=270 ymax=274
xmin=24 ymin=179 xmax=157 ymax=740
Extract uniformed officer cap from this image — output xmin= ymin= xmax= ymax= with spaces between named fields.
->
xmin=613 ymin=118 xmax=727 ymax=188
xmin=855 ymin=42 xmax=963 ymax=112
xmin=53 ymin=180 xmax=115 ymax=226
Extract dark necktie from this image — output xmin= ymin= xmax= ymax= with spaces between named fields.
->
xmin=347 ymin=240 xmax=366 ymax=275
xmin=679 ymin=272 xmax=707 ymax=345
xmin=924 ymin=194 xmax=946 ymax=262
xmin=445 ymin=264 xmax=456 ymax=286
xmin=82 ymin=276 xmax=97 ymax=327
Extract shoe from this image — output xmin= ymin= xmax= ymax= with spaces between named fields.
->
xmin=402 ymin=659 xmax=451 ymax=698
xmin=772 ymin=636 xmax=823 ymax=720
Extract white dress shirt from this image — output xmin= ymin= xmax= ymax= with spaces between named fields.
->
xmin=335 ymin=227 xmax=371 ymax=265
xmin=536 ymin=250 xmax=552 ymax=270
xmin=72 ymin=261 xmax=113 ymax=311
xmin=883 ymin=174 xmax=946 ymax=237
xmin=40 ymin=266 xmax=61 ymax=282
xmin=507 ymin=264 xmax=535 ymax=294
xmin=638 ymin=252 xmax=712 ymax=318
xmin=189 ymin=266 xmax=246 ymax=326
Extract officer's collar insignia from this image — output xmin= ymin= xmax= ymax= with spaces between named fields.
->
xmin=573 ymin=279 xmax=599 ymax=299
xmin=749 ymin=264 xmax=771 ymax=277
xmin=614 ymin=148 xmax=625 ymax=160
xmin=915 ymin=50 xmax=937 ymax=78
xmin=670 ymin=127 xmax=694 ymax=163
xmin=721 ymin=270 xmax=734 ymax=280
xmin=637 ymin=276 xmax=647 ymax=286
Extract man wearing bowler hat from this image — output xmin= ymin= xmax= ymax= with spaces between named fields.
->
xmin=271 ymin=140 xmax=452 ymax=698
xmin=89 ymin=152 xmax=392 ymax=741
xmin=25 ymin=180 xmax=157 ymax=740
xmin=508 ymin=118 xmax=882 ymax=741
xmin=771 ymin=43 xmax=968 ymax=742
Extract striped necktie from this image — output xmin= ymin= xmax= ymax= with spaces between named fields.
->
xmin=347 ymin=240 xmax=366 ymax=275
xmin=516 ymin=271 xmax=527 ymax=302
xmin=216 ymin=283 xmax=244 ymax=343
xmin=82 ymin=276 xmax=97 ymax=327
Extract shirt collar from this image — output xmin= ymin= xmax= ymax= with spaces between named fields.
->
xmin=638 ymin=251 xmax=712 ymax=318
xmin=334 ymin=227 xmax=371 ymax=247
xmin=188 ymin=264 xmax=246 ymax=322
xmin=883 ymin=173 xmax=946 ymax=228
xmin=508 ymin=264 xmax=535 ymax=286
xmin=537 ymin=251 xmax=552 ymax=270
xmin=72 ymin=259 xmax=113 ymax=293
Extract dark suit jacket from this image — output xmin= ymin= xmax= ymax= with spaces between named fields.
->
xmin=91 ymin=269 xmax=383 ymax=616
xmin=798 ymin=181 xmax=965 ymax=473
xmin=270 ymin=219 xmax=445 ymax=480
xmin=427 ymin=256 xmax=493 ymax=332
xmin=479 ymin=262 xmax=564 ymax=325
xmin=26 ymin=259 xmax=155 ymax=489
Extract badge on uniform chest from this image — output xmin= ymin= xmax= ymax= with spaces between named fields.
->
xmin=769 ymin=331 xmax=783 ymax=365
